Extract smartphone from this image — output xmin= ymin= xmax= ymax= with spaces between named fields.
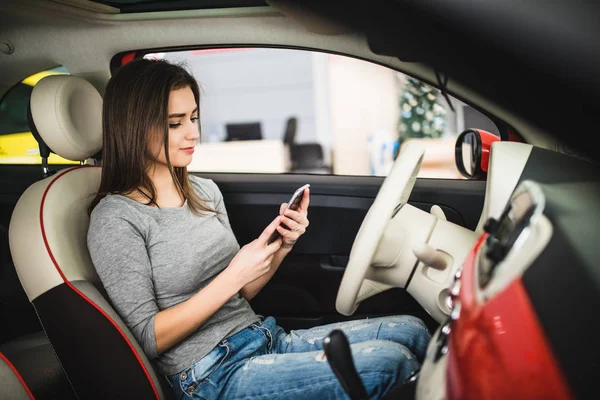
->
xmin=267 ymin=184 xmax=310 ymax=244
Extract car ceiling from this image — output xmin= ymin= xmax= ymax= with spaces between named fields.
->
xmin=89 ymin=0 xmax=269 ymax=13
xmin=289 ymin=0 xmax=600 ymax=163
xmin=0 ymin=0 xmax=599 ymax=163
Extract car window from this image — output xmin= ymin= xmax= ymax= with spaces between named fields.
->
xmin=143 ymin=48 xmax=500 ymax=178
xmin=0 ymin=83 xmax=33 ymax=136
xmin=0 ymin=66 xmax=76 ymax=165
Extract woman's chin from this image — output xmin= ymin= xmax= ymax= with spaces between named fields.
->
xmin=170 ymin=154 xmax=195 ymax=168
xmin=173 ymin=161 xmax=193 ymax=168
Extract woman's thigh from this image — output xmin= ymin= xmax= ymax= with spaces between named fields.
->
xmin=221 ymin=339 xmax=419 ymax=400
xmin=273 ymin=315 xmax=431 ymax=362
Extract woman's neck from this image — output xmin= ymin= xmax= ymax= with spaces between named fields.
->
xmin=130 ymin=164 xmax=185 ymax=208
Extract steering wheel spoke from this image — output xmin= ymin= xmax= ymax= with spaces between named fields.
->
xmin=336 ymin=141 xmax=426 ymax=316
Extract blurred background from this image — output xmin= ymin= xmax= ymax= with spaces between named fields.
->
xmin=151 ymin=48 xmax=499 ymax=178
xmin=0 ymin=48 xmax=500 ymax=178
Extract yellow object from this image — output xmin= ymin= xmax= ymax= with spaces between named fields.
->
xmin=0 ymin=69 xmax=79 ymax=165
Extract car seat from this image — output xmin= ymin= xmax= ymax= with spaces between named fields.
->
xmin=8 ymin=74 xmax=172 ymax=400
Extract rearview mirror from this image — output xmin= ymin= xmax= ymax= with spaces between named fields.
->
xmin=455 ymin=129 xmax=500 ymax=179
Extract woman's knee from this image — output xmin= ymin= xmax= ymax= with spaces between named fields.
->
xmin=374 ymin=316 xmax=431 ymax=360
xmin=351 ymin=340 xmax=420 ymax=397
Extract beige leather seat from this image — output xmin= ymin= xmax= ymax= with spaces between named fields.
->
xmin=8 ymin=74 xmax=172 ymax=400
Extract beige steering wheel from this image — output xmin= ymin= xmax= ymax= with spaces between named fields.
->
xmin=336 ymin=141 xmax=425 ymax=316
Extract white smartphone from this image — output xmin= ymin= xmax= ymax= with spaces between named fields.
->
xmin=267 ymin=184 xmax=310 ymax=244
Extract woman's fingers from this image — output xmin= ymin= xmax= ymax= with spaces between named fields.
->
xmin=277 ymin=224 xmax=303 ymax=237
xmin=266 ymin=236 xmax=282 ymax=253
xmin=298 ymin=187 xmax=310 ymax=212
xmin=280 ymin=216 xmax=304 ymax=232
xmin=276 ymin=225 xmax=299 ymax=242
xmin=282 ymin=209 xmax=309 ymax=227
xmin=259 ymin=215 xmax=282 ymax=244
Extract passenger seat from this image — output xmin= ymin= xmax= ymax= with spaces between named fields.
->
xmin=8 ymin=73 xmax=172 ymax=399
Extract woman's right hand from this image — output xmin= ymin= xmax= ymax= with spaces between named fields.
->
xmin=226 ymin=215 xmax=283 ymax=290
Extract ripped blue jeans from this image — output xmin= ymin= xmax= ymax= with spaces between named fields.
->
xmin=168 ymin=315 xmax=431 ymax=400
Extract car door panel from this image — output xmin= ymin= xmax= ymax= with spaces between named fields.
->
xmin=205 ymin=173 xmax=486 ymax=332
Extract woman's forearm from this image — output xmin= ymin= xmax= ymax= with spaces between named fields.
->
xmin=239 ymin=246 xmax=292 ymax=301
xmin=154 ymin=269 xmax=241 ymax=354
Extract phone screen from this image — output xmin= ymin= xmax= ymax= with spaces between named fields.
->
xmin=267 ymin=184 xmax=310 ymax=244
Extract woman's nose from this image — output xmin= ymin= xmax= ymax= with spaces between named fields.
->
xmin=186 ymin=122 xmax=200 ymax=141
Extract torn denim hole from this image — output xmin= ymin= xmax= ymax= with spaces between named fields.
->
xmin=253 ymin=357 xmax=276 ymax=365
xmin=314 ymin=351 xmax=327 ymax=362
xmin=399 ymin=347 xmax=414 ymax=359
xmin=361 ymin=347 xmax=377 ymax=354
xmin=350 ymin=324 xmax=370 ymax=331
xmin=243 ymin=356 xmax=276 ymax=370
xmin=306 ymin=336 xmax=326 ymax=345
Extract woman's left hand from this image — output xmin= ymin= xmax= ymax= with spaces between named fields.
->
xmin=277 ymin=187 xmax=310 ymax=249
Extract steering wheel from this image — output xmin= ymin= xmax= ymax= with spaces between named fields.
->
xmin=336 ymin=141 xmax=425 ymax=316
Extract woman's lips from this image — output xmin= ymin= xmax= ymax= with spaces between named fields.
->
xmin=181 ymin=146 xmax=195 ymax=154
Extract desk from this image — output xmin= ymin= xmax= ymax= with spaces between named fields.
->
xmin=187 ymin=140 xmax=291 ymax=173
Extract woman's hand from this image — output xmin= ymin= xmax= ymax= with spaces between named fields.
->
xmin=227 ymin=216 xmax=283 ymax=290
xmin=277 ymin=187 xmax=310 ymax=248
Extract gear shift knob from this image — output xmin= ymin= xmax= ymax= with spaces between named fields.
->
xmin=323 ymin=329 xmax=369 ymax=400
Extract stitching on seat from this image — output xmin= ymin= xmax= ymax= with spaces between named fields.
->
xmin=31 ymin=305 xmax=81 ymax=400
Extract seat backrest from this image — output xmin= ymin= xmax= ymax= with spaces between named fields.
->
xmin=282 ymin=116 xmax=297 ymax=146
xmin=8 ymin=75 xmax=169 ymax=400
xmin=290 ymin=142 xmax=325 ymax=170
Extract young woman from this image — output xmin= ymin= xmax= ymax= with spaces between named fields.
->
xmin=87 ymin=58 xmax=431 ymax=400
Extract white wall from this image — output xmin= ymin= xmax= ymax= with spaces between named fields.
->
xmin=163 ymin=48 xmax=318 ymax=145
xmin=328 ymin=55 xmax=401 ymax=175
xmin=157 ymin=48 xmax=485 ymax=177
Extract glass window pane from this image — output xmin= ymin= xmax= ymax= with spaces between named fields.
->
xmin=0 ymin=67 xmax=76 ymax=165
xmin=142 ymin=49 xmax=499 ymax=178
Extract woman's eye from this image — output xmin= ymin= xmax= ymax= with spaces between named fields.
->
xmin=191 ymin=116 xmax=199 ymax=122
xmin=169 ymin=123 xmax=182 ymax=129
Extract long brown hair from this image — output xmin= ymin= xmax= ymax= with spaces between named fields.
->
xmin=89 ymin=58 xmax=217 ymax=215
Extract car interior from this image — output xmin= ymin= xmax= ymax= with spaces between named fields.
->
xmin=1 ymin=1 xmax=599 ymax=400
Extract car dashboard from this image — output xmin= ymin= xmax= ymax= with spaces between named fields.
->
xmin=416 ymin=142 xmax=600 ymax=400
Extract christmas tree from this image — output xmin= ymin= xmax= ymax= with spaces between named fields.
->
xmin=398 ymin=76 xmax=447 ymax=146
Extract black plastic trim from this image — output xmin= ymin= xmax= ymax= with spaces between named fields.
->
xmin=522 ymin=225 xmax=599 ymax=400
xmin=518 ymin=149 xmax=600 ymax=399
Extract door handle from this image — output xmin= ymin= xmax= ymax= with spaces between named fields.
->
xmin=319 ymin=255 xmax=348 ymax=272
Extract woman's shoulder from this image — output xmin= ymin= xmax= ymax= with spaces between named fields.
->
xmin=90 ymin=194 xmax=144 ymax=225
xmin=189 ymin=174 xmax=220 ymax=199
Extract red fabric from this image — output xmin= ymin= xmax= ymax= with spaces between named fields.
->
xmin=447 ymin=234 xmax=573 ymax=400
xmin=121 ymin=52 xmax=136 ymax=65
xmin=475 ymin=129 xmax=500 ymax=173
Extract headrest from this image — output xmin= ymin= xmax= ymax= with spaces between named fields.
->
xmin=29 ymin=75 xmax=102 ymax=161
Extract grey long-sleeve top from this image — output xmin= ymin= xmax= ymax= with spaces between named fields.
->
xmin=87 ymin=176 xmax=259 ymax=375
